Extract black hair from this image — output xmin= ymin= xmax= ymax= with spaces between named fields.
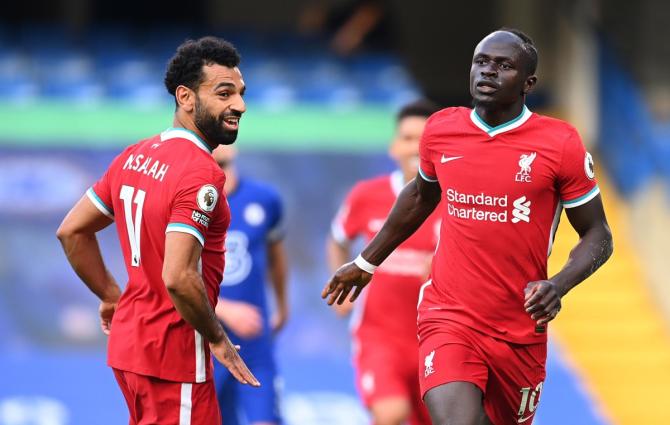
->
xmin=396 ymin=99 xmax=441 ymax=123
xmin=498 ymin=27 xmax=538 ymax=75
xmin=164 ymin=36 xmax=241 ymax=98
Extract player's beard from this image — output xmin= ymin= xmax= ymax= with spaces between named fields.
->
xmin=194 ymin=97 xmax=239 ymax=146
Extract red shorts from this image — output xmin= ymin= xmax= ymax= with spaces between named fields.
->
xmin=418 ymin=319 xmax=546 ymax=425
xmin=113 ymin=368 xmax=221 ymax=425
xmin=354 ymin=336 xmax=431 ymax=425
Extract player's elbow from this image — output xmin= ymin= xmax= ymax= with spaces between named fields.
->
xmin=162 ymin=268 xmax=196 ymax=295
xmin=602 ymin=224 xmax=614 ymax=262
xmin=56 ymin=219 xmax=76 ymax=243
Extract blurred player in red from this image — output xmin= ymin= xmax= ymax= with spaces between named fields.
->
xmin=57 ymin=37 xmax=259 ymax=425
xmin=327 ymin=100 xmax=441 ymax=425
xmin=323 ymin=29 xmax=613 ymax=425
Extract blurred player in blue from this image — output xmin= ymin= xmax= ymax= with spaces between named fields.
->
xmin=212 ymin=145 xmax=289 ymax=425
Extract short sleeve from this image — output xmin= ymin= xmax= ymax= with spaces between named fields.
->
xmin=419 ymin=117 xmax=438 ymax=182
xmin=331 ymin=184 xmax=364 ymax=245
xmin=86 ymin=169 xmax=114 ymax=218
xmin=85 ymin=146 xmax=136 ymax=219
xmin=266 ymin=189 xmax=285 ymax=243
xmin=166 ymin=169 xmax=224 ymax=246
xmin=558 ymin=128 xmax=599 ymax=208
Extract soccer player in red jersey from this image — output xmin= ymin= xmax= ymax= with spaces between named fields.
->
xmin=327 ymin=100 xmax=441 ymax=425
xmin=57 ymin=37 xmax=259 ymax=424
xmin=322 ymin=29 xmax=613 ymax=425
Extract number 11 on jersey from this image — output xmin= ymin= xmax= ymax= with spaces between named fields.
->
xmin=120 ymin=185 xmax=146 ymax=267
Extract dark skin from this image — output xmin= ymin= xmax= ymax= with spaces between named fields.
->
xmin=322 ymin=30 xmax=613 ymax=425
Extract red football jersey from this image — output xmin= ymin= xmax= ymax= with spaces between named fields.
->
xmin=88 ymin=128 xmax=229 ymax=383
xmin=417 ymin=106 xmax=599 ymax=344
xmin=332 ymin=171 xmax=441 ymax=345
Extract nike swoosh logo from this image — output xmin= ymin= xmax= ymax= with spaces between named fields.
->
xmin=441 ymin=155 xmax=463 ymax=163
xmin=517 ymin=414 xmax=535 ymax=423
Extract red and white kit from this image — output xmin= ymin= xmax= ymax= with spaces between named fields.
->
xmin=417 ymin=106 xmax=598 ymax=425
xmin=88 ymin=128 xmax=229 ymax=424
xmin=332 ymin=170 xmax=441 ymax=425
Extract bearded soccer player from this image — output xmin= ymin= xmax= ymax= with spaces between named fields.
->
xmin=322 ymin=29 xmax=613 ymax=425
xmin=327 ymin=100 xmax=441 ymax=425
xmin=57 ymin=37 xmax=259 ymax=424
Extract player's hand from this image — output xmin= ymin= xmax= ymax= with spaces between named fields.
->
xmin=321 ymin=261 xmax=373 ymax=305
xmin=524 ymin=280 xmax=563 ymax=325
xmin=271 ymin=304 xmax=289 ymax=334
xmin=99 ymin=300 xmax=117 ymax=336
xmin=215 ymin=299 xmax=263 ymax=339
xmin=210 ymin=338 xmax=260 ymax=387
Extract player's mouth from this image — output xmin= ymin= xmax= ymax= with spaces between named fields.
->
xmin=222 ymin=115 xmax=240 ymax=131
xmin=475 ymin=80 xmax=499 ymax=94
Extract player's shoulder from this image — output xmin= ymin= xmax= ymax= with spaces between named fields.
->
xmin=158 ymin=129 xmax=224 ymax=178
xmin=529 ymin=112 xmax=580 ymax=139
xmin=423 ymin=107 xmax=471 ymax=136
xmin=355 ymin=173 xmax=391 ymax=190
xmin=348 ymin=174 xmax=392 ymax=199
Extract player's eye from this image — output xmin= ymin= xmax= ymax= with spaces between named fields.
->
xmin=501 ymin=63 xmax=512 ymax=70
xmin=218 ymin=92 xmax=230 ymax=98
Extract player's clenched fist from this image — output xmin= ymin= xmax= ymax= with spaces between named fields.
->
xmin=322 ymin=262 xmax=373 ymax=305
xmin=210 ymin=338 xmax=261 ymax=387
xmin=524 ymin=280 xmax=563 ymax=325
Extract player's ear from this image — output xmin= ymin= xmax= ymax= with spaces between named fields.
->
xmin=523 ymin=75 xmax=537 ymax=95
xmin=175 ymin=85 xmax=195 ymax=112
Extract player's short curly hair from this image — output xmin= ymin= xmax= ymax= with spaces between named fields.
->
xmin=396 ymin=99 xmax=442 ymax=123
xmin=164 ymin=36 xmax=241 ymax=98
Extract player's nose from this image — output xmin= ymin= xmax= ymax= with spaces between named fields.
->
xmin=233 ymin=95 xmax=246 ymax=114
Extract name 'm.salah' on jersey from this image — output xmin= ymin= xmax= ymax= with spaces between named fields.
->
xmin=87 ymin=128 xmax=230 ymax=383
xmin=417 ymin=107 xmax=599 ymax=344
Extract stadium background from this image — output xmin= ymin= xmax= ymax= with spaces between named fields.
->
xmin=1 ymin=0 xmax=669 ymax=424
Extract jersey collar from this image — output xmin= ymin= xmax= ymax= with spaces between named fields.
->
xmin=161 ymin=127 xmax=213 ymax=153
xmin=469 ymin=105 xmax=532 ymax=137
xmin=390 ymin=170 xmax=405 ymax=197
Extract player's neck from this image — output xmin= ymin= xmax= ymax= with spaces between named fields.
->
xmin=473 ymin=100 xmax=525 ymax=129
xmin=172 ymin=116 xmax=216 ymax=151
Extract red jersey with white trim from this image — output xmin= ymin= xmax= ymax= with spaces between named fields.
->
xmin=332 ymin=171 xmax=441 ymax=344
xmin=88 ymin=128 xmax=230 ymax=383
xmin=418 ymin=107 xmax=599 ymax=344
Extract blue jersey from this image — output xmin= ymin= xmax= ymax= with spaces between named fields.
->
xmin=215 ymin=177 xmax=284 ymax=424
xmin=220 ymin=177 xmax=284 ymax=346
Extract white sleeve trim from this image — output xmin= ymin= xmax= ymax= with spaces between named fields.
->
xmin=165 ymin=223 xmax=205 ymax=246
xmin=86 ymin=188 xmax=114 ymax=218
xmin=418 ymin=167 xmax=438 ymax=183
xmin=562 ymin=185 xmax=600 ymax=208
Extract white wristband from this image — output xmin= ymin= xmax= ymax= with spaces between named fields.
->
xmin=354 ymin=254 xmax=378 ymax=274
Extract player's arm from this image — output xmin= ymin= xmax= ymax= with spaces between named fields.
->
xmin=163 ymin=232 xmax=260 ymax=386
xmin=326 ymin=236 xmax=355 ymax=316
xmin=525 ymin=195 xmax=613 ymax=325
xmin=322 ymin=176 xmax=441 ymax=305
xmin=268 ymin=239 xmax=289 ymax=333
xmin=57 ymin=195 xmax=122 ymax=335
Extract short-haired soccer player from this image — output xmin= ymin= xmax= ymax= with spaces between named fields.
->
xmin=57 ymin=37 xmax=259 ymax=424
xmin=323 ymin=29 xmax=613 ymax=425
xmin=327 ymin=100 xmax=441 ymax=425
